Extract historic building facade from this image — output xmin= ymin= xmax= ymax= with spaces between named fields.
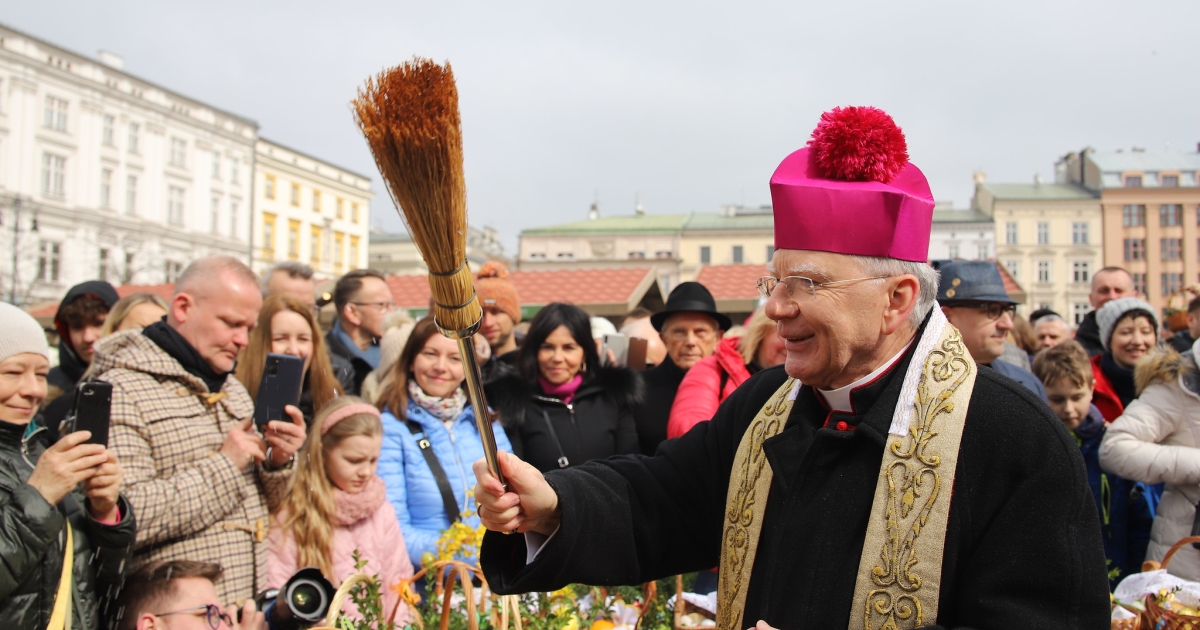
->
xmin=0 ymin=24 xmax=257 ymax=305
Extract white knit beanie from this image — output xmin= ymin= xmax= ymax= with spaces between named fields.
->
xmin=0 ymin=302 xmax=50 ymax=362
xmin=1096 ymin=297 xmax=1158 ymax=351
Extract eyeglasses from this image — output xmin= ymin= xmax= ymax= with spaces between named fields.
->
xmin=756 ymin=275 xmax=890 ymax=302
xmin=154 ymin=604 xmax=233 ymax=630
xmin=952 ymin=302 xmax=1018 ymax=321
xmin=352 ymin=301 xmax=397 ymax=312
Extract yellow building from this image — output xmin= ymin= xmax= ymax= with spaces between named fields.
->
xmin=252 ymin=139 xmax=373 ymax=278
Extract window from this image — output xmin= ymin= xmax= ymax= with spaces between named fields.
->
xmin=37 ymin=241 xmax=61 ymax=282
xmin=100 ymin=168 xmax=112 ymax=208
xmin=1004 ymin=260 xmax=1019 ymax=279
xmin=654 ymin=250 xmax=673 ymax=259
xmin=351 ymin=203 xmax=360 ymax=224
xmin=1005 ymin=222 xmax=1017 ymax=245
xmin=349 ymin=235 xmax=360 ymax=268
xmin=310 ymin=225 xmax=322 ymax=263
xmin=1162 ymin=238 xmax=1183 ymax=261
xmin=1124 ymin=238 xmax=1145 ymax=261
xmin=699 ymin=246 xmax=711 ymax=264
xmin=977 ymin=242 xmax=989 ymax=260
xmin=1073 ymin=303 xmax=1091 ymax=326
xmin=1125 ymin=176 xmax=1142 ymax=188
xmin=1163 ymin=273 xmax=1183 ymax=296
xmin=102 ymin=115 xmax=114 ymax=146
xmin=229 ymin=201 xmax=238 ymax=238
xmin=264 ymin=175 xmax=276 ymax=199
xmin=1037 ymin=260 xmax=1051 ymax=284
xmin=262 ymin=213 xmax=277 ymax=257
xmin=312 ymin=190 xmax=321 ymax=213
xmin=766 ymin=244 xmax=775 ymax=262
xmin=124 ymin=252 xmax=135 ymax=283
xmin=528 ymin=252 xmax=546 ymax=260
xmin=210 ymin=197 xmax=220 ymax=234
xmin=1161 ymin=204 xmax=1183 ymax=226
xmin=336 ymin=198 xmax=345 ymax=219
xmin=167 ymin=186 xmax=185 ymax=226
xmin=287 ymin=220 xmax=301 ymax=259
xmin=1072 ymin=222 xmax=1088 ymax=245
xmin=99 ymin=248 xmax=109 ymax=282
xmin=230 ymin=158 xmax=239 ymax=184
xmin=1037 ymin=222 xmax=1049 ymax=245
xmin=628 ymin=251 xmax=646 ymax=259
xmin=946 ymin=242 xmax=959 ymax=259
xmin=41 ymin=153 xmax=65 ymax=197
xmin=43 ymin=96 xmax=68 ymax=131
xmin=127 ymin=123 xmax=140 ymax=154
xmin=1123 ymin=205 xmax=1146 ymax=227
xmin=1132 ymin=273 xmax=1148 ymax=296
xmin=164 ymin=261 xmax=184 ymax=283
xmin=1163 ymin=175 xmax=1179 ymax=188
xmin=125 ymin=175 xmax=138 ymax=216
xmin=732 ymin=245 xmax=744 ymax=264
xmin=290 ymin=183 xmax=300 ymax=206
xmin=169 ymin=137 xmax=187 ymax=168
xmin=211 ymin=152 xmax=220 ymax=178
xmin=334 ymin=232 xmax=345 ymax=271
xmin=1072 ymin=261 xmax=1090 ymax=284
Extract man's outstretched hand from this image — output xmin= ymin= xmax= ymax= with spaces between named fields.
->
xmin=473 ymin=450 xmax=561 ymax=537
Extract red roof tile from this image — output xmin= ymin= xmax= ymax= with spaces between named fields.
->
xmin=26 ymin=283 xmax=177 ymax=318
xmin=387 ymin=268 xmax=658 ymax=311
xmin=386 ymin=275 xmax=434 ymax=310
xmin=695 ymin=265 xmax=764 ymax=301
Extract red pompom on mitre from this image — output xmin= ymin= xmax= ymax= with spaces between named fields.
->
xmin=806 ymin=106 xmax=909 ymax=183
xmin=476 ymin=260 xmax=509 ymax=280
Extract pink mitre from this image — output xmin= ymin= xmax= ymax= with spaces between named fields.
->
xmin=770 ymin=106 xmax=934 ymax=262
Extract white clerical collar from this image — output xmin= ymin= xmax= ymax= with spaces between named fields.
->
xmin=818 ymin=339 xmax=916 ymax=414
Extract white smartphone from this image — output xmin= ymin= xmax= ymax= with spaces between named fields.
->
xmin=601 ymin=333 xmax=628 ymax=367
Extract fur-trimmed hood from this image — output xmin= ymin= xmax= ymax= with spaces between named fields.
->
xmin=485 ymin=364 xmax=644 ymax=427
xmin=1135 ymin=347 xmax=1200 ymax=397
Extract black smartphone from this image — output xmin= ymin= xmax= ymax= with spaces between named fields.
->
xmin=72 ymin=381 xmax=113 ymax=447
xmin=253 ymin=353 xmax=305 ymax=431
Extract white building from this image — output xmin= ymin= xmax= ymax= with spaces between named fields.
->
xmin=928 ymin=203 xmax=995 ymax=262
xmin=368 ymin=225 xmax=509 ymax=276
xmin=252 ymin=139 xmax=373 ymax=279
xmin=0 ymin=24 xmax=257 ymax=306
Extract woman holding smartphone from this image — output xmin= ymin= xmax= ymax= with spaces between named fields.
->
xmin=236 ymin=294 xmax=352 ymax=429
xmin=0 ymin=302 xmax=136 ymax=630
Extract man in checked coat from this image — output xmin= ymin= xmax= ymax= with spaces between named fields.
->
xmin=93 ymin=256 xmax=308 ymax=604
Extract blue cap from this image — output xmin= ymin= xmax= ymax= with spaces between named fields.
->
xmin=936 ymin=261 xmax=1016 ymax=304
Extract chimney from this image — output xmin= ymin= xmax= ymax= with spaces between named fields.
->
xmin=587 ymin=203 xmax=599 ymax=221
xmin=97 ymin=50 xmax=124 ymax=71
xmin=1033 ymin=174 xmax=1043 ymax=186
xmin=634 ymin=203 xmax=645 ymax=217
xmin=972 ymin=171 xmax=986 ymax=184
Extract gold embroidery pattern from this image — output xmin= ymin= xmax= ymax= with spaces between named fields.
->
xmin=717 ymin=379 xmax=794 ymax=630
xmin=862 ymin=329 xmax=972 ymax=630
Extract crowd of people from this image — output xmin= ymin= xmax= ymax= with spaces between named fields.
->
xmin=3 ymin=231 xmax=1200 ymax=628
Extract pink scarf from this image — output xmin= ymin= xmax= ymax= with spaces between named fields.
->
xmin=333 ymin=475 xmax=387 ymax=526
xmin=538 ymin=374 xmax=583 ymax=404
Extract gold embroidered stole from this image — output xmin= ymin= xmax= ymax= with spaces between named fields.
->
xmin=715 ymin=323 xmax=975 ymax=630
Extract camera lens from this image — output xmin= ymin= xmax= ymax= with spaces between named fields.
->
xmin=287 ymin=580 xmax=327 ymax=618
xmin=268 ymin=362 xmax=278 ymax=375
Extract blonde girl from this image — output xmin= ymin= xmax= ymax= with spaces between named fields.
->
xmin=268 ymin=396 xmax=413 ymax=623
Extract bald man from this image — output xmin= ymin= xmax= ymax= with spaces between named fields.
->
xmin=93 ymin=256 xmax=307 ymax=604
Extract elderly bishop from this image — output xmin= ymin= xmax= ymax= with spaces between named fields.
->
xmin=473 ymin=107 xmax=1109 ymax=630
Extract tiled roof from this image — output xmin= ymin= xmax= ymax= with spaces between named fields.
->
xmin=26 ymin=283 xmax=176 ymax=318
xmin=387 ymin=267 xmax=659 ymax=311
xmin=993 ymin=260 xmax=1026 ymax=302
xmin=932 ymin=209 xmax=991 ymax=224
xmin=1088 ymin=151 xmax=1200 ymax=173
xmin=521 ymin=214 xmax=689 ymax=236
xmin=695 ymin=265 xmax=763 ymax=301
xmin=979 ymin=183 xmax=1097 ymax=200
xmin=682 ymin=214 xmax=773 ymax=231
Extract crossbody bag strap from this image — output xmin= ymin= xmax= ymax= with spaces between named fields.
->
xmin=539 ymin=410 xmax=570 ymax=469
xmin=405 ymin=420 xmax=462 ymax=524
xmin=47 ymin=522 xmax=74 ymax=630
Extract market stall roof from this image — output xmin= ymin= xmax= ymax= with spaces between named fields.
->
xmin=27 ymin=283 xmax=177 ymax=328
xmin=694 ymin=264 xmax=763 ymax=316
xmin=387 ymin=267 xmax=663 ymax=318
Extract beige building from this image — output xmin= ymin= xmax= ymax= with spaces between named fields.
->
xmin=973 ymin=178 xmax=1102 ymax=325
xmin=368 ymin=225 xmax=509 ymax=276
xmin=252 ymin=139 xmax=373 ymax=278
xmin=1057 ymin=148 xmax=1200 ymax=318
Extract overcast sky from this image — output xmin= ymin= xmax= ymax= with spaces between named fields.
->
xmin=9 ymin=1 xmax=1199 ymax=253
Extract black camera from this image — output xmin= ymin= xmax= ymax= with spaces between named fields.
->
xmin=240 ymin=568 xmax=335 ymax=630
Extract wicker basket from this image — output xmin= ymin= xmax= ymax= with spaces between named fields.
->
xmin=1165 ymin=289 xmax=1194 ymax=333
xmin=1128 ymin=535 xmax=1200 ymax=630
xmin=673 ymin=575 xmax=715 ymax=630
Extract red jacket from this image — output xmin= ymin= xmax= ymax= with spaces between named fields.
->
xmin=667 ymin=336 xmax=751 ymax=439
xmin=1090 ymin=354 xmax=1125 ymax=422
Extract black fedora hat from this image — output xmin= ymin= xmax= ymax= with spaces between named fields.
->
xmin=650 ymin=282 xmax=732 ymax=331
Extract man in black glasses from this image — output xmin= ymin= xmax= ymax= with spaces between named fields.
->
xmin=938 ymin=260 xmax=1048 ymax=400
xmin=115 ymin=559 xmax=264 ymax=630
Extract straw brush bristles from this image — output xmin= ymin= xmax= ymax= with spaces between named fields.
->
xmin=353 ymin=58 xmax=481 ymax=332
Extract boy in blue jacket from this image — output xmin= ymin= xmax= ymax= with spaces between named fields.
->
xmin=1033 ymin=341 xmax=1152 ymax=588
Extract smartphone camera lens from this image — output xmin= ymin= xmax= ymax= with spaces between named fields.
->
xmin=268 ymin=362 xmax=278 ymax=375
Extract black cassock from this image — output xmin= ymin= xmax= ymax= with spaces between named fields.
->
xmin=481 ymin=332 xmax=1110 ymax=629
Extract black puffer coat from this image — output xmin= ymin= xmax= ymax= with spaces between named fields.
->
xmin=0 ymin=418 xmax=136 ymax=630
xmin=488 ymin=366 xmax=643 ymax=473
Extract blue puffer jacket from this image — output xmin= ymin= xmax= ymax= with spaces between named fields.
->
xmin=380 ymin=401 xmax=512 ymax=571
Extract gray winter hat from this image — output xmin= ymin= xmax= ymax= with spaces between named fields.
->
xmin=1096 ymin=297 xmax=1158 ymax=351
xmin=0 ymin=302 xmax=50 ymax=362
